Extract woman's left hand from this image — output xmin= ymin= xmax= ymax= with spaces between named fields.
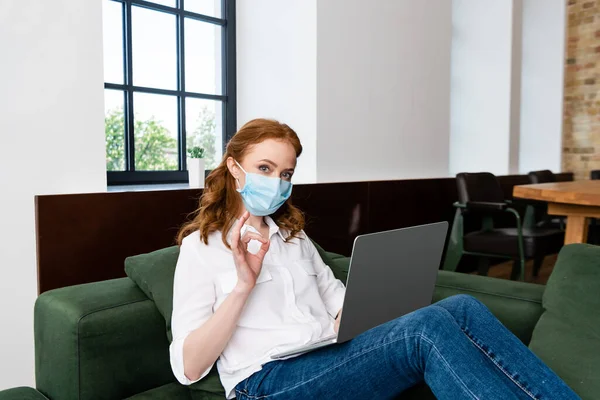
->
xmin=334 ymin=308 xmax=342 ymax=333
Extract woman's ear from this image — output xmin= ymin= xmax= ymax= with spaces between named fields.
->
xmin=226 ymin=157 xmax=238 ymax=178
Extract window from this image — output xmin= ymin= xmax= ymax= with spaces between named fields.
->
xmin=103 ymin=0 xmax=236 ymax=185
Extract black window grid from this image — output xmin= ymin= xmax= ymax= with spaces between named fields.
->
xmin=105 ymin=0 xmax=236 ymax=185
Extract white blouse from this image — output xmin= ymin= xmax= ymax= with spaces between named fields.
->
xmin=169 ymin=216 xmax=347 ymax=399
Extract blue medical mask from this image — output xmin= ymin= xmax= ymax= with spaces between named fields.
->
xmin=235 ymin=160 xmax=293 ymax=216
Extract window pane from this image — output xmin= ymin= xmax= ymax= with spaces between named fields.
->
xmin=132 ymin=7 xmax=177 ymax=89
xmin=146 ymin=0 xmax=176 ymax=7
xmin=186 ymin=98 xmax=223 ymax=170
xmin=134 ymin=93 xmax=179 ymax=171
xmin=102 ymin=0 xmax=123 ymax=84
xmin=185 ymin=0 xmax=222 ymax=18
xmin=185 ymin=19 xmax=222 ymax=94
xmin=105 ymin=90 xmax=125 ymax=171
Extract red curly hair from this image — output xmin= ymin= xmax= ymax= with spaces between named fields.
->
xmin=176 ymin=118 xmax=305 ymax=248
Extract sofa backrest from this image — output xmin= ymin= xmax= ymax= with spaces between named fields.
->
xmin=528 ymin=244 xmax=600 ymax=399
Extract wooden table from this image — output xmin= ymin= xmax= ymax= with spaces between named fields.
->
xmin=513 ymin=180 xmax=600 ymax=244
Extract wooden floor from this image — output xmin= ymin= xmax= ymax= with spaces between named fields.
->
xmin=470 ymin=254 xmax=558 ymax=285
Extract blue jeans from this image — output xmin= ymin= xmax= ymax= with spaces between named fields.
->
xmin=234 ymin=295 xmax=579 ymax=400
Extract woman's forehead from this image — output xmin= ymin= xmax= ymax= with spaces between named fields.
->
xmin=245 ymin=139 xmax=297 ymax=166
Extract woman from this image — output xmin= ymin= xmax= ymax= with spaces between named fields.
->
xmin=170 ymin=119 xmax=578 ymax=400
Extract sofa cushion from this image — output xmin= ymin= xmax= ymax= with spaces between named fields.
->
xmin=310 ymin=241 xmax=349 ymax=284
xmin=187 ymin=366 xmax=226 ymax=399
xmin=125 ymin=245 xmax=179 ymax=341
xmin=124 ymin=382 xmax=192 ymax=399
xmin=528 ymin=243 xmax=600 ymax=399
xmin=122 ymin=381 xmax=226 ymax=400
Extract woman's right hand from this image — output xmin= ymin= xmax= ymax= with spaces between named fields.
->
xmin=230 ymin=211 xmax=270 ymax=293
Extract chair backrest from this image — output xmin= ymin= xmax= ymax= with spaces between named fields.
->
xmin=528 ymin=170 xmax=556 ymax=184
xmin=591 ymin=170 xmax=600 ymax=180
xmin=456 ymin=172 xmax=505 ymax=204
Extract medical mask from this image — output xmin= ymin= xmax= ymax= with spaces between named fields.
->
xmin=235 ymin=161 xmax=293 ymax=216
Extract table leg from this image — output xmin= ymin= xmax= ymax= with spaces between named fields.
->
xmin=564 ymin=215 xmax=589 ymax=244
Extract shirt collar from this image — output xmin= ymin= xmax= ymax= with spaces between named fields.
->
xmin=264 ymin=216 xmax=287 ymax=240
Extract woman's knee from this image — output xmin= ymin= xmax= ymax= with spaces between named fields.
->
xmin=437 ymin=294 xmax=484 ymax=311
xmin=401 ymin=304 xmax=454 ymax=332
xmin=396 ymin=306 xmax=464 ymax=356
xmin=434 ymin=294 xmax=491 ymax=324
xmin=383 ymin=302 xmax=471 ymax=343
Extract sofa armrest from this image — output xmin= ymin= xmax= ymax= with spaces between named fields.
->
xmin=0 ymin=387 xmax=48 ymax=400
xmin=433 ymin=271 xmax=545 ymax=345
xmin=35 ymin=278 xmax=174 ymax=400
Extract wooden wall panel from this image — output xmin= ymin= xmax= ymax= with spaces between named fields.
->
xmin=35 ymin=190 xmax=201 ymax=293
xmin=291 ymin=182 xmax=369 ymax=256
xmin=368 ymin=178 xmax=457 ymax=233
xmin=35 ymin=173 xmax=574 ymax=293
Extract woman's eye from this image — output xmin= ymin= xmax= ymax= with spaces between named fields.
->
xmin=282 ymin=172 xmax=293 ymax=180
xmin=258 ymin=165 xmax=270 ymax=173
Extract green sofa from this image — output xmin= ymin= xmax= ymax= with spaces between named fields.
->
xmin=1 ymin=244 xmax=598 ymax=399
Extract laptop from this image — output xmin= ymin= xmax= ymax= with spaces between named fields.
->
xmin=270 ymin=221 xmax=448 ymax=360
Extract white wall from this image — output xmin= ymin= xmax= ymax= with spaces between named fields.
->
xmin=519 ymin=0 xmax=565 ymax=173
xmin=236 ymin=0 xmax=317 ymax=184
xmin=316 ymin=0 xmax=452 ymax=182
xmin=450 ymin=0 xmax=516 ymax=175
xmin=238 ymin=0 xmax=566 ymax=182
xmin=450 ymin=0 xmax=566 ymax=176
xmin=237 ymin=0 xmax=453 ymax=184
xmin=0 ymin=0 xmax=106 ymax=390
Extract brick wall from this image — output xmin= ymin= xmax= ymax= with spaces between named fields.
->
xmin=564 ymin=0 xmax=600 ymax=179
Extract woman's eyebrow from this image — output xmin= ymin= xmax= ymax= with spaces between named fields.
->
xmin=258 ymin=159 xmax=277 ymax=167
xmin=258 ymin=159 xmax=295 ymax=171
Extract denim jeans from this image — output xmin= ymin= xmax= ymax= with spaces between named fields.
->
xmin=234 ymin=295 xmax=579 ymax=400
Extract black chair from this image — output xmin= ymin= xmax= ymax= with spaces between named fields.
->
xmin=528 ymin=169 xmax=557 ymax=184
xmin=526 ymin=170 xmax=565 ymax=230
xmin=443 ymin=172 xmax=564 ymax=280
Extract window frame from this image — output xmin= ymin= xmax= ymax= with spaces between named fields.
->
xmin=104 ymin=0 xmax=236 ymax=185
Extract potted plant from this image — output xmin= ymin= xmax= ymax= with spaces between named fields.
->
xmin=187 ymin=146 xmax=205 ymax=188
